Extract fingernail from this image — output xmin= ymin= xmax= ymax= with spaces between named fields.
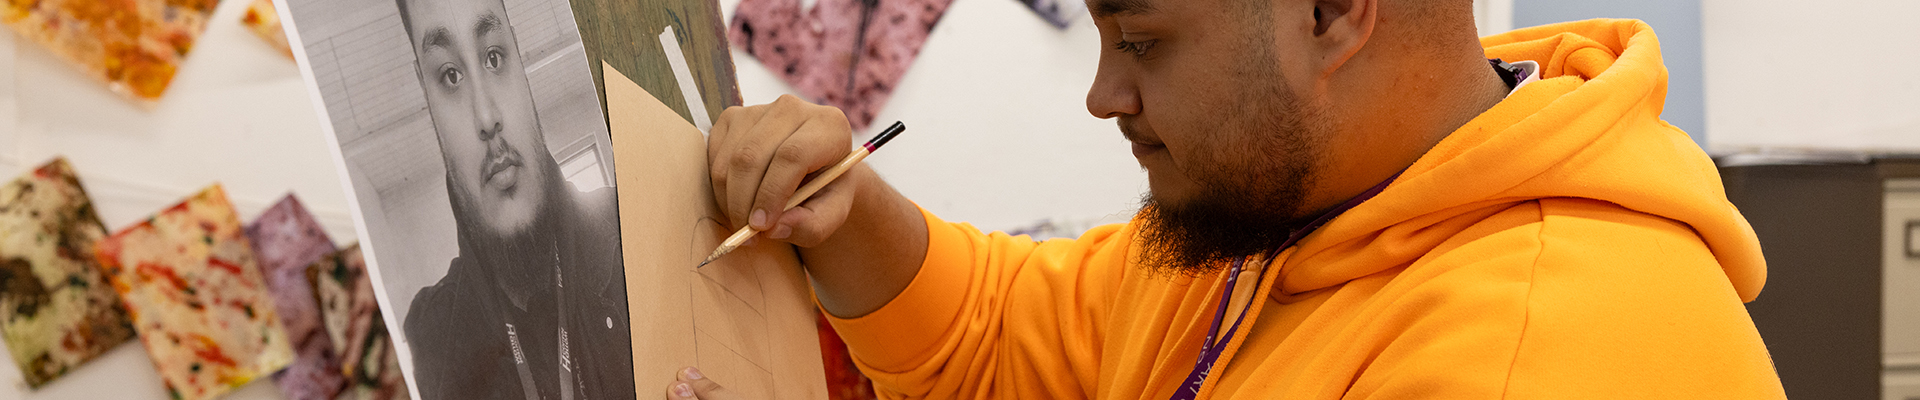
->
xmin=769 ymin=224 xmax=792 ymax=240
xmin=750 ymin=209 xmax=768 ymax=229
xmin=683 ymin=367 xmax=704 ymax=380
xmin=673 ymin=382 xmax=694 ymax=398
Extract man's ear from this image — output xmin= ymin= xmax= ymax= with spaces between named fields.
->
xmin=1310 ymin=0 xmax=1377 ymax=76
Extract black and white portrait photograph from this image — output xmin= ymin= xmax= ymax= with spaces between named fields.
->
xmin=277 ymin=0 xmax=635 ymax=397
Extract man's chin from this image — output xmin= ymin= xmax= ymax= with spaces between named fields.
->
xmin=475 ymin=198 xmax=542 ymax=239
xmin=1132 ymin=190 xmax=1305 ymax=278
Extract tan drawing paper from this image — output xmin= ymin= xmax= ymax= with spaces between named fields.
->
xmin=604 ymin=62 xmax=828 ymax=399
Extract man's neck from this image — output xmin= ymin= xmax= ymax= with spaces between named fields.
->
xmin=1405 ymin=52 xmax=1519 ymax=156
xmin=1310 ymin=52 xmax=1513 ymax=215
xmin=486 ymin=199 xmax=566 ymax=312
xmin=495 ymin=235 xmax=557 ymax=311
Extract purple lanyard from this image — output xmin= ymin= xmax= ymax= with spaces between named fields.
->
xmin=1166 ymin=174 xmax=1398 ymax=400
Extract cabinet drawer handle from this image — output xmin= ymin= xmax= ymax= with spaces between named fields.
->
xmin=1910 ymin=220 xmax=1920 ymax=259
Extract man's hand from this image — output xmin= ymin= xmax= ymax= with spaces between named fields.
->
xmin=708 ymin=95 xmax=926 ymax=318
xmin=708 ymin=94 xmax=856 ymax=247
xmin=665 ymin=367 xmax=740 ymax=400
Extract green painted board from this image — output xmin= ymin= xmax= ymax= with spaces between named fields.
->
xmin=569 ymin=0 xmax=741 ymax=127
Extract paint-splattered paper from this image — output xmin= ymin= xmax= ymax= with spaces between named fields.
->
xmin=730 ymin=0 xmax=953 ymax=130
xmin=307 ymin=245 xmax=407 ymax=400
xmin=0 ymin=0 xmax=222 ymax=102
xmin=95 ymin=185 xmax=294 ymax=400
xmin=244 ymin=195 xmax=340 ymax=400
xmin=240 ymin=0 xmax=293 ymax=58
xmin=0 ymin=158 xmax=136 ymax=388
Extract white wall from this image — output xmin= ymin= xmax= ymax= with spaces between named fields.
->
xmin=1511 ymin=0 xmax=1706 ymax=146
xmin=722 ymin=0 xmax=1148 ymax=234
xmin=1702 ymin=0 xmax=1920 ymax=152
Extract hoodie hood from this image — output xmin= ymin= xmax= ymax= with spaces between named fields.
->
xmin=1279 ymin=19 xmax=1767 ymax=302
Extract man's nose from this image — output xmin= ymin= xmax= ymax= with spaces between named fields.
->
xmin=472 ymin=73 xmax=505 ymax=142
xmin=1086 ymin=66 xmax=1141 ymax=120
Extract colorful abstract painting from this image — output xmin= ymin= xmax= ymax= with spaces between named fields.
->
xmin=307 ymin=245 xmax=407 ymax=400
xmin=730 ymin=0 xmax=953 ymax=130
xmin=244 ymin=195 xmax=341 ymax=400
xmin=240 ymin=0 xmax=293 ymax=58
xmin=0 ymin=0 xmax=222 ymax=102
xmin=0 ymin=158 xmax=136 ymax=388
xmin=95 ymin=185 xmax=294 ymax=400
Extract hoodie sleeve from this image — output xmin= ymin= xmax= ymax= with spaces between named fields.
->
xmin=824 ymin=207 xmax=1135 ymax=400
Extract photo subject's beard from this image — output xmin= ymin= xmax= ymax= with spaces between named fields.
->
xmin=447 ymin=156 xmax=567 ymax=273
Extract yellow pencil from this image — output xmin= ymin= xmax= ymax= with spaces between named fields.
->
xmin=698 ymin=121 xmax=906 ymax=268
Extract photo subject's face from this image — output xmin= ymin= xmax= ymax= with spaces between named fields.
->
xmin=406 ymin=0 xmax=550 ymax=237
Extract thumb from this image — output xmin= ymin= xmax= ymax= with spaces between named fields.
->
xmin=770 ymin=172 xmax=854 ymax=248
xmin=667 ymin=367 xmax=742 ymax=400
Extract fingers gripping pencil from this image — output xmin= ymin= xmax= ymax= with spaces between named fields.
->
xmin=699 ymin=121 xmax=906 ymax=268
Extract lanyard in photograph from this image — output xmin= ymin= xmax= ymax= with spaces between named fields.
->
xmin=505 ymin=241 xmax=575 ymax=400
xmin=1165 ymin=172 xmax=1401 ymax=400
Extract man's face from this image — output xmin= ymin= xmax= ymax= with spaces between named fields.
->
xmin=404 ymin=0 xmax=550 ymax=238
xmin=1086 ymin=0 xmax=1333 ymax=275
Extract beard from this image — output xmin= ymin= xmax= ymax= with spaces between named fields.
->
xmin=1132 ymin=44 xmax=1329 ymax=278
xmin=446 ymin=152 xmax=566 ymax=270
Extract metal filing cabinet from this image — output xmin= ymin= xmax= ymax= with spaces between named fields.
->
xmin=1886 ymin=180 xmax=1920 ymax=400
xmin=1723 ymin=159 xmax=1920 ymax=400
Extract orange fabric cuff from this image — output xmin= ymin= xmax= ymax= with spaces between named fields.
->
xmin=822 ymin=206 xmax=972 ymax=373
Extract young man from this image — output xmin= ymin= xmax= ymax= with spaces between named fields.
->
xmin=671 ymin=0 xmax=1786 ymax=398
xmin=391 ymin=0 xmax=634 ymax=398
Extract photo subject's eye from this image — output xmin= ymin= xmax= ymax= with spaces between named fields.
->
xmin=487 ymin=48 xmax=504 ymax=70
xmin=440 ymin=65 xmax=463 ymax=87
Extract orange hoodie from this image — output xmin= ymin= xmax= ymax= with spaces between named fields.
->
xmin=826 ymin=19 xmax=1787 ymax=399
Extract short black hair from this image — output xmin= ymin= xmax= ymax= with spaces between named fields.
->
xmin=394 ymin=0 xmax=412 ymax=35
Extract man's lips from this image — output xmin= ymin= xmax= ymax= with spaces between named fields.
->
xmin=482 ymin=149 xmax=522 ymax=190
xmin=1131 ymin=140 xmax=1165 ymax=158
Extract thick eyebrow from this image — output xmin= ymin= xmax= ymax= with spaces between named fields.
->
xmin=422 ymin=26 xmax=453 ymax=51
xmin=1087 ymin=0 xmax=1155 ymax=18
xmin=473 ymin=12 xmax=501 ymax=39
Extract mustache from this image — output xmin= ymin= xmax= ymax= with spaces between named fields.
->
xmin=481 ymin=136 xmax=523 ymax=179
xmin=1118 ymin=117 xmax=1159 ymax=145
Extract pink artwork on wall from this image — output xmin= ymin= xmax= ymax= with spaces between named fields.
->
xmin=730 ymin=0 xmax=954 ymax=131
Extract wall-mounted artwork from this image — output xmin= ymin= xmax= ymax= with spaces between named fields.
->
xmin=0 ymin=158 xmax=136 ymax=388
xmin=0 ymin=0 xmax=221 ymax=102
xmin=1018 ymin=0 xmax=1085 ymax=28
xmin=729 ymin=0 xmax=954 ymax=131
xmin=94 ymin=185 xmax=293 ymax=400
